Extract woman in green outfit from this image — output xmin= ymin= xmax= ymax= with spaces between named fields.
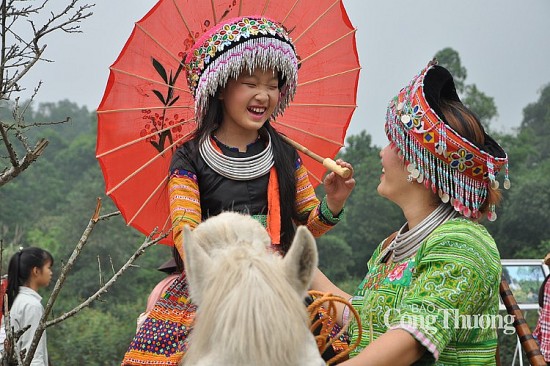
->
xmin=312 ymin=60 xmax=510 ymax=365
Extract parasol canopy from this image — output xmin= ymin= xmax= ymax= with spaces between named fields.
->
xmin=96 ymin=0 xmax=361 ymax=245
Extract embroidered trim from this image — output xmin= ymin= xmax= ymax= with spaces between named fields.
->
xmin=319 ymin=196 xmax=343 ymax=225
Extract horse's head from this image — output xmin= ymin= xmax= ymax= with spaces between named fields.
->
xmin=181 ymin=212 xmax=325 ymax=366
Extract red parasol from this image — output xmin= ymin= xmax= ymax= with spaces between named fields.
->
xmin=96 ymin=0 xmax=361 ymax=245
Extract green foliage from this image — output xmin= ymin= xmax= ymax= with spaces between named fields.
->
xmin=48 ymin=305 xmax=141 ymax=366
xmin=1 ymin=100 xmax=173 ymax=365
xmin=486 ymin=82 xmax=550 ymax=258
xmin=30 ymin=100 xmax=94 ymax=139
xmin=316 ymin=131 xmax=403 ymax=278
xmin=26 ymin=226 xmax=65 ymax=256
xmin=492 ymin=160 xmax=550 ymax=257
xmin=462 ymin=84 xmax=498 ymax=130
xmin=519 ymin=82 xmax=550 ymax=164
xmin=317 ymin=234 xmax=352 ymax=282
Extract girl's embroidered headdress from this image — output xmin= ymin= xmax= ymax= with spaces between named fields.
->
xmin=185 ymin=16 xmax=298 ymax=125
xmin=385 ymin=60 xmax=510 ymax=221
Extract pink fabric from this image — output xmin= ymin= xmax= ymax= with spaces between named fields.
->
xmin=146 ymin=274 xmax=179 ymax=312
xmin=390 ymin=324 xmax=439 ymax=361
xmin=533 ymin=277 xmax=550 ymax=361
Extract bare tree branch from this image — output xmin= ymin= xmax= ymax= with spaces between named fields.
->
xmin=0 ymin=223 xmax=24 ymax=248
xmin=2 ymin=1 xmax=94 ymax=94
xmin=97 ymin=254 xmax=103 ymax=287
xmin=0 ymin=121 xmax=18 ymax=167
xmin=18 ymin=199 xmax=167 ymax=366
xmin=0 ymin=136 xmax=48 ymax=186
xmin=0 ymin=0 xmax=94 ymax=188
xmin=45 ymin=228 xmax=166 ymax=327
xmin=0 ymin=2 xmax=174 ymax=365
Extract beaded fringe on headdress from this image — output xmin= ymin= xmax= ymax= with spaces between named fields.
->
xmin=385 ymin=61 xmax=509 ymax=221
xmin=185 ymin=17 xmax=298 ymax=125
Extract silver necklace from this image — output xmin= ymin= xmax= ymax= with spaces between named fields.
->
xmin=378 ymin=204 xmax=458 ymax=263
xmin=199 ymin=132 xmax=274 ymax=180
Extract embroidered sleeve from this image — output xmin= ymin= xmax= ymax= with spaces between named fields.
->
xmin=169 ymin=168 xmax=201 ymax=259
xmin=294 ymin=158 xmax=342 ymax=237
xmin=386 ymin=222 xmax=501 ymax=362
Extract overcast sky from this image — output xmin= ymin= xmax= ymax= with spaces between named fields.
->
xmin=18 ymin=0 xmax=550 ymax=147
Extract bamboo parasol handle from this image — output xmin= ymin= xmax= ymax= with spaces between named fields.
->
xmin=280 ymin=135 xmax=352 ymax=179
xmin=499 ymin=276 xmax=547 ymax=365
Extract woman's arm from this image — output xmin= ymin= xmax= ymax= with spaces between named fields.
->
xmin=310 ymin=268 xmax=352 ymax=326
xmin=313 ymin=267 xmax=426 ymax=366
xmin=348 ymin=222 xmax=501 ymax=365
xmin=340 ymin=329 xmax=426 ymax=366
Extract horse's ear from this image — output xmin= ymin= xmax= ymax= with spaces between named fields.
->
xmin=183 ymin=225 xmax=211 ymax=305
xmin=283 ymin=226 xmax=318 ymax=294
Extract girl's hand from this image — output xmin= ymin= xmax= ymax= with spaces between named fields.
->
xmin=323 ymin=159 xmax=356 ymax=216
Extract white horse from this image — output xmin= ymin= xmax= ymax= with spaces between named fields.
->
xmin=180 ymin=212 xmax=325 ymax=366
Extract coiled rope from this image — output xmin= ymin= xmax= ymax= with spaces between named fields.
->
xmin=307 ymin=290 xmax=363 ymax=365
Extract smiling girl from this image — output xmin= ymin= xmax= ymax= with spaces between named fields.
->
xmin=122 ymin=16 xmax=355 ymax=365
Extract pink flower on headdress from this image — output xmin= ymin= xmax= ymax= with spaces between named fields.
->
xmin=449 ymin=148 xmax=475 ymax=172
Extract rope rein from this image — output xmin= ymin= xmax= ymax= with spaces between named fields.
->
xmin=307 ymin=290 xmax=363 ymax=366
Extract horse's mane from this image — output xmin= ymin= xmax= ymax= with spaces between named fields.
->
xmin=184 ymin=245 xmax=310 ymax=365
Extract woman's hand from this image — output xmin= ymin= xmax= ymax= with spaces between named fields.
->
xmin=324 ymin=159 xmax=356 ymax=216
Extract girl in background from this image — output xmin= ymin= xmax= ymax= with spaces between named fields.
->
xmin=5 ymin=247 xmax=54 ymax=366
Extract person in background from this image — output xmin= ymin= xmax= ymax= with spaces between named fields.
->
xmin=533 ymin=252 xmax=550 ymax=362
xmin=0 ymin=275 xmax=8 ymax=358
xmin=312 ymin=60 xmax=510 ymax=365
xmin=4 ymin=247 xmax=54 ymax=366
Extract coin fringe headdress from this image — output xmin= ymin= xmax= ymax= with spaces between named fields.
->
xmin=385 ymin=60 xmax=510 ymax=221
